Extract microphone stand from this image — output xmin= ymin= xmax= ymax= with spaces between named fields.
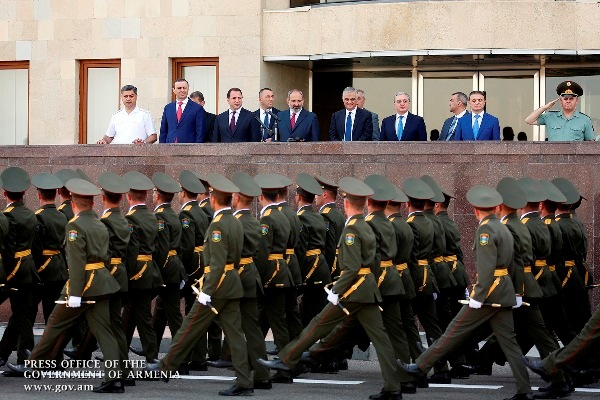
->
xmin=266 ymin=110 xmax=280 ymax=142
xmin=254 ymin=115 xmax=275 ymax=142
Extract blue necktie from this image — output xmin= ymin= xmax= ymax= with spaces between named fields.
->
xmin=345 ymin=112 xmax=352 ymax=141
xmin=446 ymin=117 xmax=457 ymax=141
xmin=397 ymin=116 xmax=404 ymax=141
xmin=473 ymin=114 xmax=480 ymax=140
xmin=263 ymin=112 xmax=269 ymax=140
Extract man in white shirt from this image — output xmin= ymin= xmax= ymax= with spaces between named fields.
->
xmin=98 ymin=85 xmax=157 ymax=145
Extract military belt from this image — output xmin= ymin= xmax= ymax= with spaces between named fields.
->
xmin=331 ymin=249 xmax=339 ymax=275
xmin=444 ymin=255 xmax=458 ymax=262
xmin=7 ymin=248 xmax=32 ymax=281
xmin=42 ymin=249 xmax=60 ymax=256
xmin=193 ymin=246 xmax=204 ymax=253
xmin=286 ymin=249 xmax=295 ymax=255
xmin=340 ymin=268 xmax=371 ymax=299
xmin=535 ymin=260 xmax=547 ymax=267
xmin=396 ymin=263 xmax=408 ymax=277
xmin=562 ymin=261 xmax=575 ymax=288
xmin=85 ymin=262 xmax=104 ymax=271
xmin=306 ymin=249 xmax=321 ymax=257
xmin=268 ymin=254 xmax=284 ymax=260
xmin=168 ymin=250 xmax=177 ymax=256
xmin=14 ymin=249 xmax=32 ymax=258
xmin=524 ymin=266 xmax=532 ymax=273
xmin=239 ymin=257 xmax=254 ymax=265
xmin=131 ymin=255 xmax=152 ymax=281
xmin=433 ymin=256 xmax=444 ymax=263
xmin=38 ymin=249 xmax=61 ymax=273
xmin=564 ymin=260 xmax=576 ymax=267
xmin=110 ymin=258 xmax=122 ymax=265
xmin=486 ymin=268 xmax=509 ymax=298
xmin=358 ymin=268 xmax=371 ymax=275
xmin=204 ymin=264 xmax=235 ymax=274
xmin=417 ymin=259 xmax=428 ymax=291
xmin=549 ymin=265 xmax=556 ymax=272
xmin=137 ymin=255 xmax=152 ymax=262
xmin=380 ymin=260 xmax=393 ymax=268
xmin=417 ymin=259 xmax=428 ymax=266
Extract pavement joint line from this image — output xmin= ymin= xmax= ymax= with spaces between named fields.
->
xmin=429 ymin=384 xmax=503 ymax=389
xmin=532 ymin=387 xmax=600 ymax=394
xmin=178 ymin=375 xmax=365 ymax=385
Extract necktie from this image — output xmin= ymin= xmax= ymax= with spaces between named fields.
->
xmin=291 ymin=112 xmax=296 ymax=130
xmin=263 ymin=111 xmax=269 ymax=139
xmin=230 ymin=111 xmax=236 ymax=133
xmin=176 ymin=101 xmax=183 ymax=122
xmin=473 ymin=114 xmax=480 ymax=139
xmin=397 ymin=115 xmax=404 ymax=141
xmin=345 ymin=112 xmax=352 ymax=141
xmin=446 ymin=117 xmax=457 ymax=141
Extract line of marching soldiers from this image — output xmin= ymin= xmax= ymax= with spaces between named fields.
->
xmin=0 ymin=166 xmax=597 ymax=398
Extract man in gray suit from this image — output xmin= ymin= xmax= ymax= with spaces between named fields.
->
xmin=357 ymin=89 xmax=380 ymax=141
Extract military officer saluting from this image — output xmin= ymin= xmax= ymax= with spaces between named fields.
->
xmin=398 ymin=185 xmax=533 ymax=400
xmin=315 ymin=175 xmax=345 ymax=278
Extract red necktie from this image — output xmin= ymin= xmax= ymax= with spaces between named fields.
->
xmin=176 ymin=101 xmax=183 ymax=122
xmin=230 ymin=111 xmax=236 ymax=133
xmin=291 ymin=112 xmax=296 ymax=130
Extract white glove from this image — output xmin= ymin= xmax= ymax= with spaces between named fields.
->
xmin=468 ymin=298 xmax=482 ymax=309
xmin=324 ymin=287 xmax=339 ymax=306
xmin=68 ymin=296 xmax=82 ymax=308
xmin=197 ymin=291 xmax=211 ymax=305
xmin=432 ymin=292 xmax=438 ymax=301
xmin=513 ymin=296 xmax=523 ymax=309
xmin=179 ymin=280 xmax=186 ymax=290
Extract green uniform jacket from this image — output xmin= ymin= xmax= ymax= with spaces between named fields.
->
xmin=366 ymin=210 xmax=402 ymax=297
xmin=501 ymin=213 xmax=542 ymax=298
xmin=571 ymin=211 xmax=593 ymax=287
xmin=178 ymin=200 xmax=209 ymax=279
xmin=471 ymin=215 xmax=516 ymax=307
xmin=100 ymin=208 xmax=130 ymax=293
xmin=332 ymin=214 xmax=381 ymax=303
xmin=257 ymin=204 xmax=292 ymax=288
xmin=57 ymin=200 xmax=74 ymax=221
xmin=63 ymin=210 xmax=120 ymax=298
xmin=406 ymin=211 xmax=437 ymax=295
xmin=125 ymin=204 xmax=163 ymax=290
xmin=0 ymin=213 xmax=8 ymax=283
xmin=437 ymin=210 xmax=470 ymax=288
xmin=424 ymin=209 xmax=456 ymax=289
xmin=202 ymin=208 xmax=244 ymax=299
xmin=33 ymin=204 xmax=69 ymax=282
xmin=296 ymin=205 xmax=331 ymax=286
xmin=388 ymin=212 xmax=416 ymax=299
xmin=154 ymin=203 xmax=187 ymax=285
xmin=199 ymin=197 xmax=214 ymax=224
xmin=522 ymin=212 xmax=556 ymax=298
xmin=234 ymin=209 xmax=262 ymax=298
xmin=555 ymin=212 xmax=586 ymax=291
xmin=320 ymin=203 xmax=345 ymax=275
xmin=3 ymin=201 xmax=38 ymax=285
xmin=543 ymin=215 xmax=564 ymax=293
xmin=279 ymin=202 xmax=302 ymax=286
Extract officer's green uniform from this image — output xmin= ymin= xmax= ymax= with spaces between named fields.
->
xmin=315 ymin=176 xmax=345 ymax=278
xmin=29 ymin=179 xmax=122 ymax=385
xmin=412 ymin=185 xmax=531 ymax=396
xmin=121 ymin=171 xmax=163 ymax=362
xmin=159 ymin=174 xmax=253 ymax=392
xmin=272 ymin=177 xmax=401 ymax=394
xmin=0 ymin=167 xmax=37 ymax=366
xmin=55 ymin=169 xmax=79 ymax=221
xmin=0 ymin=176 xmax=8 ymax=285
xmin=31 ymin=173 xmax=69 ymax=323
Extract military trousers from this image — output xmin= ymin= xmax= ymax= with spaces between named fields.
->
xmin=152 ymin=284 xmax=183 ymax=351
xmin=122 ymin=289 xmax=158 ymax=361
xmin=259 ymin=287 xmax=289 ymax=351
xmin=0 ymin=284 xmax=35 ymax=364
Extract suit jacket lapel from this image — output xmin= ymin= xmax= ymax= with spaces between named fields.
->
xmin=403 ymin=113 xmax=414 ymax=140
xmin=233 ymin=109 xmax=245 ymax=136
xmin=478 ymin=114 xmax=490 ymax=138
xmin=177 ymin=100 xmax=191 ymax=126
xmin=352 ymin=109 xmax=362 ymax=137
xmin=294 ymin=110 xmax=308 ymax=132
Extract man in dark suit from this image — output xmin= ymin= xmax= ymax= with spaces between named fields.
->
xmin=190 ymin=91 xmax=215 ymax=143
xmin=329 ymin=87 xmax=373 ymax=141
xmin=159 ymin=79 xmax=206 ymax=143
xmin=212 ymin=88 xmax=260 ymax=143
xmin=254 ymin=88 xmax=281 ymax=142
xmin=277 ymin=89 xmax=320 ymax=142
xmin=357 ymin=89 xmax=381 ymax=140
xmin=380 ymin=92 xmax=427 ymax=141
xmin=439 ymin=92 xmax=469 ymax=141
xmin=454 ymin=91 xmax=500 ymax=141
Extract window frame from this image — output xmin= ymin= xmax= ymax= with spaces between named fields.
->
xmin=0 ymin=61 xmax=30 ymax=145
xmin=171 ymin=57 xmax=219 ymax=113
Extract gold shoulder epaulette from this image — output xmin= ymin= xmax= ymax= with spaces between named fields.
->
xmin=501 ymin=219 xmax=508 ymax=225
xmin=365 ymin=215 xmax=374 ymax=222
xmin=278 ymin=206 xmax=283 ymax=211
xmin=348 ymin=219 xmax=357 ymax=226
xmin=297 ymin=210 xmax=305 ymax=216
xmin=521 ymin=218 xmax=529 ymax=225
xmin=200 ymin=202 xmax=206 ymax=208
xmin=406 ymin=216 xmax=415 ymax=223
xmin=235 ymin=213 xmax=242 ymax=219
xmin=57 ymin=204 xmax=65 ymax=210
xmin=214 ymin=214 xmax=223 ymax=222
xmin=101 ymin=211 xmax=112 ymax=219
xmin=389 ymin=217 xmax=395 ymax=222
xmin=156 ymin=207 xmax=164 ymax=213
xmin=4 ymin=206 xmax=14 ymax=213
xmin=323 ymin=207 xmax=331 ymax=214
xmin=69 ymin=215 xmax=79 ymax=224
xmin=126 ymin=209 xmax=136 ymax=216
xmin=480 ymin=219 xmax=490 ymax=226
xmin=556 ymin=217 xmax=561 ymax=222
xmin=35 ymin=208 xmax=44 ymax=215
xmin=545 ymin=219 xmax=552 ymax=225
xmin=184 ymin=205 xmax=192 ymax=211
xmin=264 ymin=209 xmax=272 ymax=217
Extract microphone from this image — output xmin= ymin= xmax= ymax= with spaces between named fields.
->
xmin=265 ymin=109 xmax=281 ymax=121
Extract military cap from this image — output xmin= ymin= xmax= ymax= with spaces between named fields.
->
xmin=32 ymin=172 xmax=63 ymax=190
xmin=179 ymin=170 xmax=205 ymax=194
xmin=551 ymin=177 xmax=581 ymax=205
xmin=152 ymin=172 xmax=181 ymax=194
xmin=296 ymin=173 xmax=323 ymax=196
xmin=539 ymin=180 xmax=567 ymax=204
xmin=76 ymin=168 xmax=93 ymax=183
xmin=255 ymin=173 xmax=286 ymax=190
xmin=466 ymin=185 xmax=503 ymax=208
xmin=364 ymin=174 xmax=396 ymax=201
xmin=206 ymin=173 xmax=239 ymax=194
xmin=516 ymin=177 xmax=547 ymax=203
xmin=420 ymin=175 xmax=445 ymax=203
xmin=98 ymin=172 xmax=129 ymax=194
xmin=390 ymin=187 xmax=409 ymax=203
xmin=401 ymin=177 xmax=434 ymax=200
xmin=1 ymin=167 xmax=31 ymax=192
xmin=196 ymin=172 xmax=209 ymax=184
xmin=66 ymin=178 xmax=101 ymax=196
xmin=556 ymin=80 xmax=583 ymax=97
xmin=55 ymin=169 xmax=79 ymax=186
xmin=315 ymin=175 xmax=338 ymax=192
xmin=496 ymin=177 xmax=527 ymax=209
xmin=231 ymin=171 xmax=261 ymax=197
xmin=122 ymin=171 xmax=153 ymax=191
xmin=339 ymin=177 xmax=374 ymax=198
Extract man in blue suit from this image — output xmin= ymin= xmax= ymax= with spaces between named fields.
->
xmin=277 ymin=89 xmax=320 ymax=142
xmin=380 ymin=92 xmax=427 ymax=141
xmin=253 ymin=88 xmax=281 ymax=142
xmin=212 ymin=88 xmax=261 ymax=143
xmin=329 ymin=87 xmax=373 ymax=141
xmin=159 ymin=79 xmax=206 ymax=143
xmin=439 ymin=92 xmax=469 ymax=141
xmin=454 ymin=91 xmax=500 ymax=141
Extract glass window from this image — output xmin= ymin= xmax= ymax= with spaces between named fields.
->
xmin=172 ymin=58 xmax=219 ymax=114
xmin=353 ymin=73 xmax=412 ymax=128
xmin=0 ymin=62 xmax=29 ymax=145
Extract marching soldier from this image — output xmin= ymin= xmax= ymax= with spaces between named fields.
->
xmin=314 ymin=176 xmax=345 ymax=278
xmin=0 ymin=176 xmax=8 ymax=290
xmin=197 ymin=173 xmax=214 ymax=221
xmin=55 ymin=169 xmax=79 ymax=221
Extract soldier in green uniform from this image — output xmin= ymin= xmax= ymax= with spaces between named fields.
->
xmin=151 ymin=172 xmax=187 ymax=372
xmin=398 ymin=185 xmax=533 ymax=400
xmin=295 ymin=173 xmax=331 ymax=325
xmin=0 ymin=176 xmax=8 ymax=291
xmin=156 ymin=173 xmax=254 ymax=396
xmin=0 ymin=167 xmax=38 ymax=374
xmin=121 ymin=171 xmax=163 ymax=363
xmin=177 ymin=170 xmax=211 ymax=371
xmin=23 ymin=178 xmax=123 ymax=393
xmin=525 ymin=81 xmax=595 ymax=141
xmin=197 ymin=173 xmax=214 ymax=222
xmin=31 ymin=173 xmax=69 ymax=323
xmin=55 ymin=169 xmax=79 ymax=221
xmin=314 ymin=176 xmax=345 ymax=278
xmin=259 ymin=177 xmax=402 ymax=400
